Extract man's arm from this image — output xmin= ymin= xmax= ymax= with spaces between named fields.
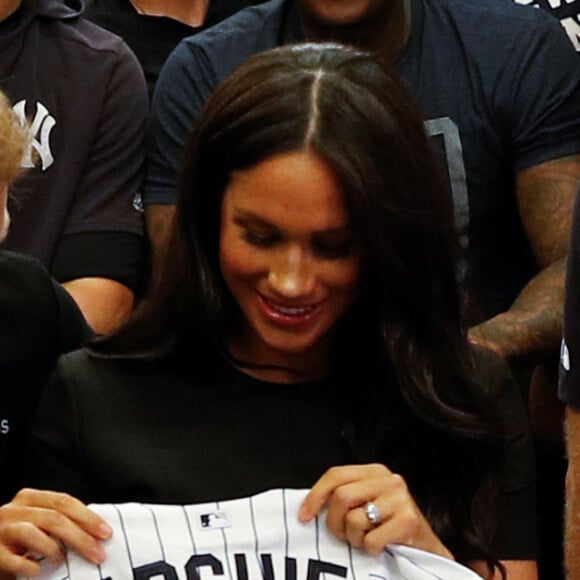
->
xmin=144 ymin=204 xmax=176 ymax=287
xmin=62 ymin=278 xmax=134 ymax=335
xmin=566 ymin=406 xmax=580 ymax=579
xmin=469 ymin=154 xmax=580 ymax=363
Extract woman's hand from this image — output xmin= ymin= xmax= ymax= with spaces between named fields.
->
xmin=0 ymin=489 xmax=112 ymax=578
xmin=299 ymin=464 xmax=453 ymax=559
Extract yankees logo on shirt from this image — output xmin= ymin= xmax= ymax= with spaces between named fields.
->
xmin=28 ymin=489 xmax=482 ymax=580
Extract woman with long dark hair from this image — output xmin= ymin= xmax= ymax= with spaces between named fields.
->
xmin=0 ymin=44 xmax=536 ymax=580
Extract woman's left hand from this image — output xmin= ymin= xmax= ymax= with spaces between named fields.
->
xmin=299 ymin=464 xmax=454 ymax=559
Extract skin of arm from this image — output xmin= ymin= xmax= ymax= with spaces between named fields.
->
xmin=469 ymin=154 xmax=580 ymax=363
xmin=566 ymin=406 xmax=580 ymax=580
xmin=62 ymin=277 xmax=134 ymax=335
xmin=144 ymin=204 xmax=176 ymax=287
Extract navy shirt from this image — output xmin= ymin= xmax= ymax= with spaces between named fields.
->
xmin=511 ymin=0 xmax=580 ymax=52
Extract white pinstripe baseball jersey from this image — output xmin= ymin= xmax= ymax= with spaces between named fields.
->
xmin=27 ymin=489 xmax=482 ymax=580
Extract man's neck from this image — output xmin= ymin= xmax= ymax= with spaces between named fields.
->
xmin=0 ymin=0 xmax=22 ymax=22
xmin=300 ymin=0 xmax=411 ymax=65
xmin=129 ymin=0 xmax=209 ymax=26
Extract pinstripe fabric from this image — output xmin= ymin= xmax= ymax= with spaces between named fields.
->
xmin=27 ymin=489 xmax=482 ymax=580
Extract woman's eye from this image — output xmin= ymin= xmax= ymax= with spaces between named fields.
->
xmin=312 ymin=238 xmax=356 ymax=259
xmin=243 ymin=230 xmax=277 ymax=247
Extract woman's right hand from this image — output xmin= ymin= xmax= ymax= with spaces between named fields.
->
xmin=0 ymin=489 xmax=112 ymax=579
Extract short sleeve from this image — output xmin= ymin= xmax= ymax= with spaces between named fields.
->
xmin=54 ymin=41 xmax=148 ymax=284
xmin=507 ymin=15 xmax=580 ymax=171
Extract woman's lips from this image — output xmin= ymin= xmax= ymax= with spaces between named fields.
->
xmin=257 ymin=294 xmax=323 ymax=326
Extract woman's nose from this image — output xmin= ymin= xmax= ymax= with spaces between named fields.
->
xmin=267 ymin=246 xmax=316 ymax=298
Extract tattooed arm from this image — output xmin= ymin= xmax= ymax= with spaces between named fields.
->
xmin=565 ymin=406 xmax=580 ymax=580
xmin=144 ymin=204 xmax=176 ymax=288
xmin=469 ymin=154 xmax=580 ymax=364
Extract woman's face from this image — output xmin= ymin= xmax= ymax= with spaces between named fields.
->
xmin=219 ymin=150 xmax=360 ymax=371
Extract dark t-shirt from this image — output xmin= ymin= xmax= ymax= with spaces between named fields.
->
xmin=0 ymin=0 xmax=148 ymax=290
xmin=27 ymin=348 xmax=537 ymax=560
xmin=145 ymin=0 xmax=580 ymax=318
xmin=510 ymin=0 xmax=580 ymax=52
xmin=0 ymin=251 xmax=90 ymax=503
xmin=83 ymin=0 xmax=268 ymax=99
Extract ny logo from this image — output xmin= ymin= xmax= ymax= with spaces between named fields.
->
xmin=13 ymin=100 xmax=56 ymax=171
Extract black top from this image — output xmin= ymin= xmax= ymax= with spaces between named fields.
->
xmin=27 ymin=348 xmax=537 ymax=560
xmin=83 ymin=0 xmax=268 ymax=98
xmin=0 ymin=251 xmax=91 ymax=503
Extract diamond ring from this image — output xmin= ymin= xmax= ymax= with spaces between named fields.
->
xmin=364 ymin=501 xmax=381 ymax=526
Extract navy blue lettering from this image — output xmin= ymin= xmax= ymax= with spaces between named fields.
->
xmin=134 ymin=561 xmax=178 ymax=580
xmin=307 ymin=560 xmax=347 ymax=580
xmin=186 ymin=554 xmax=224 ymax=580
xmin=285 ymin=557 xmax=297 ymax=580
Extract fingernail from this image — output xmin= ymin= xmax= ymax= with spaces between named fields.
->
xmin=98 ymin=522 xmax=113 ymax=539
xmin=298 ymin=505 xmax=310 ymax=522
xmin=90 ymin=545 xmax=106 ymax=564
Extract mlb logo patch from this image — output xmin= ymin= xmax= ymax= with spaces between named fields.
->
xmin=199 ymin=511 xmax=230 ymax=530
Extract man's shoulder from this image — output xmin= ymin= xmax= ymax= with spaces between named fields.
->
xmin=176 ymin=0 xmax=288 ymax=71
xmin=415 ymin=0 xmax=574 ymax=83
xmin=23 ymin=0 xmax=133 ymax=62
xmin=39 ymin=15 xmax=134 ymax=60
xmin=427 ymin=0 xmax=562 ymax=34
xmin=0 ymin=251 xmax=73 ymax=353
xmin=0 ymin=251 xmax=84 ymax=323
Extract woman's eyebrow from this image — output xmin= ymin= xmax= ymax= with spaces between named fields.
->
xmin=232 ymin=209 xmax=276 ymax=229
xmin=233 ymin=208 xmax=352 ymax=235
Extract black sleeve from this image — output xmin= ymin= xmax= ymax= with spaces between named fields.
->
xmin=52 ymin=280 xmax=93 ymax=351
xmin=25 ymin=353 xmax=96 ymax=502
xmin=51 ymin=231 xmax=147 ymax=292
xmin=484 ymin=354 xmax=538 ymax=560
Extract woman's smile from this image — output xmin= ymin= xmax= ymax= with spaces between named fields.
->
xmin=257 ymin=293 xmax=325 ymax=326
xmin=219 ymin=150 xmax=360 ymax=373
